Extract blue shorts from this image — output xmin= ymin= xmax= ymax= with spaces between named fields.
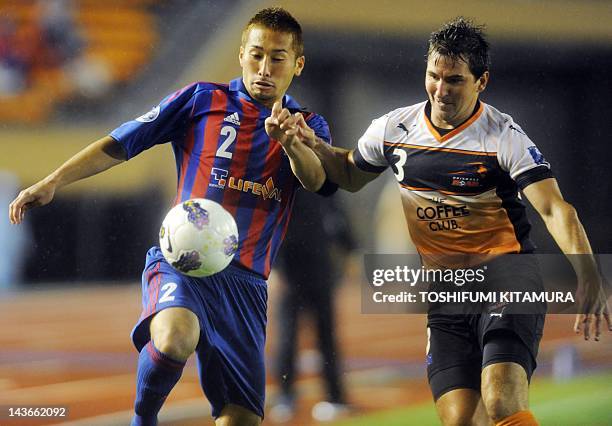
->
xmin=131 ymin=246 xmax=267 ymax=418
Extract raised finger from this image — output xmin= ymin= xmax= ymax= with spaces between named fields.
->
xmin=574 ymin=314 xmax=582 ymax=334
xmin=277 ymin=108 xmax=291 ymax=123
xmin=296 ymin=114 xmax=313 ymax=135
xmin=271 ymin=100 xmax=282 ymax=117
xmin=583 ymin=314 xmax=592 ymax=340
xmin=604 ymin=310 xmax=612 ymax=331
xmin=294 ymin=112 xmax=307 ymax=127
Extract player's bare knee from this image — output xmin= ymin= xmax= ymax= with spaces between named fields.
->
xmin=440 ymin=410 xmax=474 ymax=425
xmin=439 ymin=407 xmax=483 ymax=426
xmin=436 ymin=390 xmax=483 ymax=426
xmin=481 ymin=362 xmax=528 ymax=421
xmin=150 ymin=307 xmax=200 ymax=361
xmin=216 ymin=404 xmax=261 ymax=426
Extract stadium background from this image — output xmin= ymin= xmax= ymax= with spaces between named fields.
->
xmin=0 ymin=0 xmax=610 ymax=424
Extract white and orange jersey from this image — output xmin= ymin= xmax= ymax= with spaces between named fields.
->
xmin=354 ymin=101 xmax=553 ymax=268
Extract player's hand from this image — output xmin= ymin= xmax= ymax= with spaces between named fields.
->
xmin=294 ymin=113 xmax=317 ymax=147
xmin=265 ymin=101 xmax=298 ymax=147
xmin=8 ymin=179 xmax=57 ymax=224
xmin=573 ymin=274 xmax=612 ymax=341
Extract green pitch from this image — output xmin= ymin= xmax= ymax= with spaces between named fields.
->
xmin=332 ymin=372 xmax=612 ymax=426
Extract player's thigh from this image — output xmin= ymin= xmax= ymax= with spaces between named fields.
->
xmin=435 ymin=389 xmax=491 ymax=426
xmin=427 ymin=317 xmax=482 ymax=400
xmin=132 ymin=247 xmax=204 ymax=359
xmin=215 ymin=404 xmax=261 ymax=426
xmin=478 ymin=303 xmax=544 ymax=383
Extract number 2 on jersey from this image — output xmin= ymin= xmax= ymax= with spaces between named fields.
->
xmin=159 ymin=282 xmax=177 ymax=303
xmin=216 ymin=125 xmax=237 ymax=159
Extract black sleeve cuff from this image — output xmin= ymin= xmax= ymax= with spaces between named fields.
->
xmin=315 ymin=177 xmax=339 ymax=197
xmin=353 ymin=148 xmax=387 ymax=173
xmin=516 ymin=166 xmax=554 ymax=190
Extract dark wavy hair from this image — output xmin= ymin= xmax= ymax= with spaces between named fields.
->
xmin=428 ymin=17 xmax=490 ymax=78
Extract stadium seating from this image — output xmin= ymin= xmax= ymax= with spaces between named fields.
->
xmin=0 ymin=0 xmax=158 ymax=123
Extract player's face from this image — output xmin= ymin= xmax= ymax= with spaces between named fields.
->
xmin=239 ymin=26 xmax=304 ymax=108
xmin=425 ymin=53 xmax=488 ymax=128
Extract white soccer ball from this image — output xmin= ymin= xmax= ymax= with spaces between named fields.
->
xmin=159 ymin=198 xmax=239 ymax=277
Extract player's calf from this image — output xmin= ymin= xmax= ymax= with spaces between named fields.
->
xmin=215 ymin=404 xmax=262 ymax=426
xmin=150 ymin=307 xmax=200 ymax=361
xmin=132 ymin=308 xmax=200 ymax=426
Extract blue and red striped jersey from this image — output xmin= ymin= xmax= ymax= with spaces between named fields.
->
xmin=110 ymin=78 xmax=331 ymax=278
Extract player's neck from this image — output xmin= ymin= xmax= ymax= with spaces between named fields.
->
xmin=429 ymin=99 xmax=480 ymax=129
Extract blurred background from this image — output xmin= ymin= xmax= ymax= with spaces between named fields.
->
xmin=0 ymin=0 xmax=610 ymax=425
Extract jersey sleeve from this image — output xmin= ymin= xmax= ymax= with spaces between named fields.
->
xmin=305 ymin=113 xmax=332 ymax=145
xmin=109 ymin=83 xmax=203 ymax=160
xmin=497 ymin=117 xmax=553 ymax=190
xmin=354 ymin=114 xmax=389 ymax=173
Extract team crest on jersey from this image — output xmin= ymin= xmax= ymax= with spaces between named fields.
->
xmin=527 ymin=146 xmax=548 ymax=166
xmin=209 ymin=168 xmax=282 ymax=202
xmin=135 ymin=106 xmax=160 ymax=123
xmin=183 ymin=200 xmax=210 ymax=230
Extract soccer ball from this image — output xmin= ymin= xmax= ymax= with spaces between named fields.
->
xmin=159 ymin=199 xmax=239 ymax=277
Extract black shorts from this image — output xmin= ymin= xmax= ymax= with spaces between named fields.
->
xmin=426 ymin=255 xmax=546 ymax=401
xmin=426 ymin=313 xmax=545 ymax=400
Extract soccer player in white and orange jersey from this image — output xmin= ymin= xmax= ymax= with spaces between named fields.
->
xmin=287 ymin=17 xmax=610 ymax=426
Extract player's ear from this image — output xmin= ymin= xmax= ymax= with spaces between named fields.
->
xmin=477 ymin=71 xmax=489 ymax=93
xmin=294 ymin=55 xmax=305 ymax=77
xmin=239 ymin=45 xmax=245 ymax=66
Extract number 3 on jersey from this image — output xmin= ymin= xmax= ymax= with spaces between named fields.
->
xmin=216 ymin=125 xmax=237 ymax=159
xmin=392 ymin=148 xmax=407 ymax=182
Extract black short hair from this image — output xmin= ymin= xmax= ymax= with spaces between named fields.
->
xmin=242 ymin=7 xmax=303 ymax=57
xmin=428 ymin=17 xmax=490 ymax=78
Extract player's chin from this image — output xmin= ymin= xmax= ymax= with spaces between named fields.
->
xmin=434 ymin=103 xmax=454 ymax=114
xmin=252 ymin=91 xmax=276 ymax=104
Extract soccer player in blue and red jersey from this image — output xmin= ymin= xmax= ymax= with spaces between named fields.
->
xmin=9 ymin=8 xmax=335 ymax=426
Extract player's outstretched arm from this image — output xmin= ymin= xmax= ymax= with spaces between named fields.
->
xmin=293 ymin=114 xmax=379 ymax=192
xmin=523 ymin=178 xmax=611 ymax=340
xmin=265 ymin=101 xmax=325 ymax=192
xmin=8 ymin=136 xmax=126 ymax=224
